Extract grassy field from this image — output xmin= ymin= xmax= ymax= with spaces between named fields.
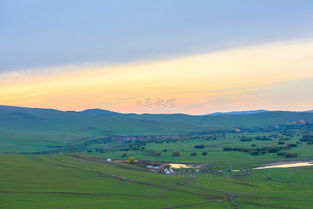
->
xmin=1 ymin=106 xmax=313 ymax=208
xmin=2 ymin=129 xmax=312 ymax=170
xmin=86 ymin=130 xmax=313 ymax=169
xmin=0 ymin=131 xmax=91 ymax=153
xmin=1 ymin=153 xmax=313 ymax=209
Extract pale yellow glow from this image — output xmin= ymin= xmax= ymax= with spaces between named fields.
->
xmin=1 ymin=39 xmax=313 ymax=114
xmin=169 ymin=163 xmax=191 ymax=169
xmin=254 ymin=162 xmax=313 ymax=169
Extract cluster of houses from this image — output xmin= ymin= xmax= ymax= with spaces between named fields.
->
xmin=108 ymin=135 xmax=180 ymax=142
xmin=145 ymin=165 xmax=175 ymax=174
xmin=144 ymin=163 xmax=250 ymax=175
xmin=144 ymin=162 xmax=196 ymax=174
xmin=106 ymin=158 xmax=249 ymax=175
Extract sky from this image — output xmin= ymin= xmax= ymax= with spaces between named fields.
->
xmin=1 ymin=0 xmax=313 ymax=114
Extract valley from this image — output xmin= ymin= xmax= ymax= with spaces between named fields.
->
xmin=1 ymin=106 xmax=313 ymax=208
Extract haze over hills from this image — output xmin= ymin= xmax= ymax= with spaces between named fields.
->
xmin=207 ymin=110 xmax=269 ymax=116
xmin=79 ymin=108 xmax=121 ymax=115
xmin=78 ymin=109 xmax=271 ymax=116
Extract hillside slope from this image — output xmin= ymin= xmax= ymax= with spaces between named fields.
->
xmin=0 ymin=105 xmax=202 ymax=135
xmin=1 ymin=105 xmax=313 ymax=135
xmin=129 ymin=111 xmax=313 ymax=129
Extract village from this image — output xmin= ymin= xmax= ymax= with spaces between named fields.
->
xmin=107 ymin=157 xmax=251 ymax=175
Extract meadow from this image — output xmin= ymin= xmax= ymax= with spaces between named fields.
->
xmin=1 ymin=153 xmax=313 ymax=209
xmin=1 ymin=106 xmax=313 ymax=208
xmin=84 ymin=129 xmax=313 ymax=169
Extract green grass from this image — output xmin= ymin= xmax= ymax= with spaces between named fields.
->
xmin=88 ymin=131 xmax=313 ymax=169
xmin=2 ymin=128 xmax=312 ymax=170
xmin=0 ymin=131 xmax=91 ymax=153
xmin=0 ymin=154 xmax=227 ymax=209
xmin=1 ymin=153 xmax=313 ymax=209
xmin=1 ymin=106 xmax=313 ymax=208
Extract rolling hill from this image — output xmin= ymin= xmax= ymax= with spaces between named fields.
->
xmin=1 ymin=105 xmax=313 ymax=135
xmin=128 ymin=111 xmax=313 ymax=130
xmin=0 ymin=105 xmax=204 ymax=136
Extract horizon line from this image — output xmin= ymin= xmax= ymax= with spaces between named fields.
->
xmin=1 ymin=104 xmax=312 ymax=116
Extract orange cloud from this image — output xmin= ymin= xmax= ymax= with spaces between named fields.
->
xmin=1 ymin=39 xmax=313 ymax=114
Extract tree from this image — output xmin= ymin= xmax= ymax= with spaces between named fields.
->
xmin=284 ymin=153 xmax=298 ymax=158
xmin=128 ymin=156 xmax=135 ymax=164
xmin=172 ymin=152 xmax=180 ymax=157
xmin=194 ymin=145 xmax=205 ymax=149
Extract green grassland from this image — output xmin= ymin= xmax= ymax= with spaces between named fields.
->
xmin=1 ymin=106 xmax=313 ymax=208
xmin=1 ymin=105 xmax=313 ymax=157
xmin=85 ymin=130 xmax=313 ymax=169
xmin=1 ymin=153 xmax=313 ymax=209
xmin=0 ymin=131 xmax=92 ymax=153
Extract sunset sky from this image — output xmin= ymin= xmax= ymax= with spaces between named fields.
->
xmin=1 ymin=0 xmax=313 ymax=114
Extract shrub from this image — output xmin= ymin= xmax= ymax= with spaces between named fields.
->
xmin=172 ymin=152 xmax=180 ymax=157
xmin=277 ymin=152 xmax=298 ymax=158
xmin=190 ymin=152 xmax=197 ymax=156
xmin=249 ymin=151 xmax=259 ymax=156
xmin=284 ymin=153 xmax=298 ymax=158
xmin=255 ymin=136 xmax=272 ymax=141
xmin=287 ymin=143 xmax=297 ymax=148
xmin=153 ymin=152 xmax=161 ymax=156
xmin=128 ymin=156 xmax=135 ymax=164
xmin=240 ymin=138 xmax=253 ymax=142
xmin=280 ymin=137 xmax=291 ymax=141
xmin=300 ymin=135 xmax=313 ymax=143
xmin=276 ymin=152 xmax=286 ymax=156
xmin=267 ymin=147 xmax=281 ymax=153
xmin=194 ymin=145 xmax=205 ymax=149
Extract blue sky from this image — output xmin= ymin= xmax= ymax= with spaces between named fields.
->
xmin=1 ymin=0 xmax=313 ymax=72
xmin=1 ymin=0 xmax=313 ymax=113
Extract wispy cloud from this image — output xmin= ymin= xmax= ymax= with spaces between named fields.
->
xmin=1 ymin=38 xmax=313 ymax=114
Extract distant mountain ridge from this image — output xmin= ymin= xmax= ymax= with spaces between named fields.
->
xmin=206 ymin=110 xmax=268 ymax=116
xmin=2 ymin=105 xmax=310 ymax=116
xmin=78 ymin=108 xmax=313 ymax=116
xmin=0 ymin=105 xmax=312 ymax=136
xmin=80 ymin=108 xmax=121 ymax=115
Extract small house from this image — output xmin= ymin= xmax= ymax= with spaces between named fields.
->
xmin=163 ymin=168 xmax=174 ymax=174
